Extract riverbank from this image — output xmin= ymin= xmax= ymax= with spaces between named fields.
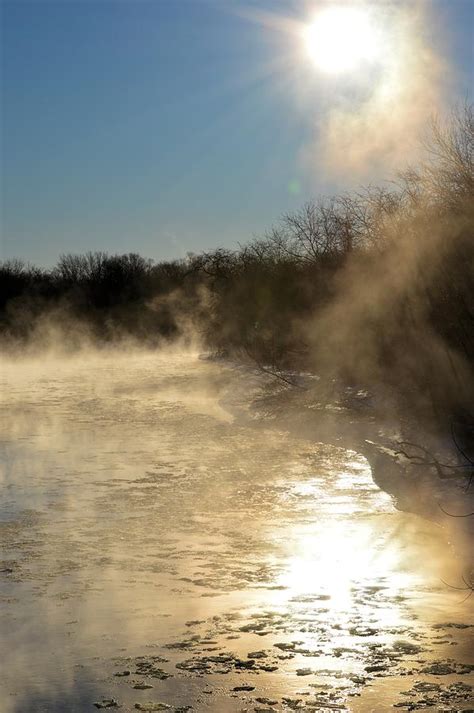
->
xmin=217 ymin=358 xmax=474 ymax=576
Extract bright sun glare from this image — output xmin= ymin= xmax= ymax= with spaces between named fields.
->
xmin=304 ymin=6 xmax=380 ymax=74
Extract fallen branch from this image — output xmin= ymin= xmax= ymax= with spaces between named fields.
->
xmin=394 ymin=438 xmax=474 ymax=482
xmin=243 ymin=344 xmax=305 ymax=389
xmin=438 ymin=503 xmax=474 ymax=518
xmin=441 ymin=573 xmax=474 ymax=603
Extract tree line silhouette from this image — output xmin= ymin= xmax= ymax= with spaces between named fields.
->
xmin=2 ymin=105 xmax=473 ymax=439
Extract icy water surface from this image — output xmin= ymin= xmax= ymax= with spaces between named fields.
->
xmin=1 ymin=351 xmax=473 ymax=712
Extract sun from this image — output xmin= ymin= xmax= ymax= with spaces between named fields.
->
xmin=304 ymin=6 xmax=380 ymax=74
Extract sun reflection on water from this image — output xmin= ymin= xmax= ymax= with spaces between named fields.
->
xmin=269 ymin=456 xmax=425 ymax=631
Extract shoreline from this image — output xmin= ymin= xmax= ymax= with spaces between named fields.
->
xmin=217 ymin=357 xmax=474 ymax=573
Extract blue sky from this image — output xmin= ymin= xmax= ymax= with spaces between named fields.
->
xmin=2 ymin=0 xmax=473 ymax=266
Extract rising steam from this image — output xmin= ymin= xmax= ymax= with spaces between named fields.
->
xmin=309 ymin=1 xmax=451 ymax=178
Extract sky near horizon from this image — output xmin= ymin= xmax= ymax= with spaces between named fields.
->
xmin=1 ymin=0 xmax=473 ymax=267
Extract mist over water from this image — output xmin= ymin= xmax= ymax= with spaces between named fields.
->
xmin=1 ymin=350 xmax=472 ymax=712
xmin=2 ymin=0 xmax=473 ymax=707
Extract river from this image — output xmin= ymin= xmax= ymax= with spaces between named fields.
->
xmin=1 ymin=350 xmax=472 ymax=712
